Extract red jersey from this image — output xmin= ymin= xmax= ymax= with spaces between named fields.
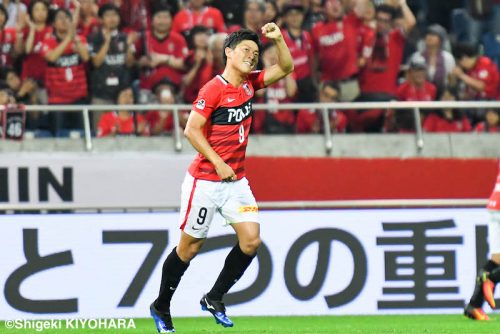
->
xmin=281 ymin=28 xmax=313 ymax=81
xmin=474 ymin=122 xmax=500 ymax=132
xmin=357 ymin=23 xmax=375 ymax=63
xmin=465 ymin=56 xmax=499 ymax=99
xmin=423 ymin=113 xmax=472 ymax=133
xmin=359 ymin=29 xmax=406 ymax=95
xmin=145 ymin=110 xmax=174 ymax=133
xmin=397 ymin=81 xmax=437 ymax=101
xmin=78 ymin=17 xmax=100 ymax=38
xmin=41 ymin=34 xmax=88 ymax=104
xmin=189 ymin=71 xmax=266 ymax=181
xmin=0 ymin=28 xmax=17 ymax=67
xmin=487 ymin=162 xmax=500 ymax=210
xmin=139 ymin=30 xmax=188 ymax=89
xmin=21 ymin=26 xmax=53 ymax=82
xmin=97 ymin=111 xmax=149 ymax=137
xmin=311 ymin=13 xmax=361 ymax=82
xmin=172 ymin=6 xmax=226 ymax=38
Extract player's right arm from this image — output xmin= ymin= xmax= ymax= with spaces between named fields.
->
xmin=184 ymin=112 xmax=236 ymax=181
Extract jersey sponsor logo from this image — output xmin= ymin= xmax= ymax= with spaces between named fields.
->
xmin=227 ymin=98 xmax=236 ymax=102
xmin=478 ymin=69 xmax=489 ymax=79
xmin=238 ymin=205 xmax=258 ymax=213
xmin=319 ymin=32 xmax=344 ymax=46
xmin=495 ymin=184 xmax=500 ymax=192
xmin=54 ymin=54 xmax=80 ymax=67
xmin=105 ymin=54 xmax=126 ymax=66
xmin=196 ymin=99 xmax=206 ymax=110
xmin=211 ymin=100 xmax=253 ymax=125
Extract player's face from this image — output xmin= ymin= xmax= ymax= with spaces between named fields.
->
xmin=227 ymin=40 xmax=259 ymax=74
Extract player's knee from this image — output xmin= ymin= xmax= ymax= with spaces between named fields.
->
xmin=241 ymin=237 xmax=261 ymax=255
xmin=178 ymin=241 xmax=203 ymax=262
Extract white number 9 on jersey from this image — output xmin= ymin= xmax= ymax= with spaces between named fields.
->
xmin=239 ymin=124 xmax=245 ymax=143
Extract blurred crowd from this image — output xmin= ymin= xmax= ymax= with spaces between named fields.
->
xmin=0 ymin=0 xmax=499 ymax=137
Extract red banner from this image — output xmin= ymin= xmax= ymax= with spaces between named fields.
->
xmin=246 ymin=158 xmax=499 ymax=201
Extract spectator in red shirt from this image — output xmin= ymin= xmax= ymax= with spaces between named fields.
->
xmin=311 ymin=0 xmax=363 ymax=91
xmin=181 ymin=25 xmax=212 ymax=103
xmin=281 ymin=3 xmax=315 ymax=102
xmin=384 ymin=57 xmax=437 ymax=133
xmin=397 ymin=56 xmax=437 ymax=102
xmin=146 ymin=80 xmax=188 ymax=135
xmin=296 ymin=80 xmax=347 ymax=134
xmin=452 ymin=43 xmax=500 ymax=101
xmin=253 ymin=43 xmax=297 ymax=134
xmin=358 ymin=0 xmax=416 ymax=100
xmin=97 ymin=87 xmax=149 ymax=137
xmin=423 ymin=87 xmax=472 ymax=133
xmin=21 ymin=0 xmax=52 ymax=86
xmin=137 ymin=5 xmax=187 ymax=92
xmin=0 ymin=4 xmax=23 ymax=68
xmin=172 ymin=0 xmax=226 ymax=40
xmin=42 ymin=8 xmax=89 ymax=136
xmin=475 ymin=109 xmax=500 ymax=133
xmin=77 ymin=0 xmax=99 ymax=38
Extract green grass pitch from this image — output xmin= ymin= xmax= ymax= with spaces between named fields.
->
xmin=2 ymin=314 xmax=500 ymax=334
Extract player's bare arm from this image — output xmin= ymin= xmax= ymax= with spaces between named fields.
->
xmin=261 ymin=23 xmax=294 ymax=86
xmin=184 ymin=112 xmax=236 ymax=181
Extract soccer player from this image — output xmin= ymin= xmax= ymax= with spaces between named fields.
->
xmin=464 ymin=162 xmax=500 ymax=320
xmin=150 ymin=23 xmax=293 ymax=333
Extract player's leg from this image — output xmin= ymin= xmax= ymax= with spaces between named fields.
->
xmin=482 ymin=211 xmax=500 ymax=309
xmin=200 ymin=177 xmax=260 ymax=328
xmin=465 ymin=210 xmax=500 ymax=320
xmin=151 ymin=232 xmax=204 ymax=333
xmin=151 ymin=175 xmax=216 ymax=333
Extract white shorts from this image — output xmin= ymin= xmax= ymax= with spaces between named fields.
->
xmin=489 ymin=210 xmax=500 ymax=254
xmin=179 ymin=173 xmax=259 ymax=238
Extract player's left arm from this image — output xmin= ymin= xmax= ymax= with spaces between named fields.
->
xmin=261 ymin=23 xmax=294 ymax=87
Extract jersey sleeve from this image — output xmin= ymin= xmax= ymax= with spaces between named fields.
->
xmin=248 ymin=70 xmax=266 ymax=91
xmin=191 ymin=80 xmax=221 ymax=119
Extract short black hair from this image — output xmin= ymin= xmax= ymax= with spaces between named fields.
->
xmin=187 ymin=25 xmax=209 ymax=49
xmin=223 ymin=29 xmax=262 ymax=65
xmin=376 ymin=4 xmax=397 ymax=20
xmin=53 ymin=7 xmax=72 ymax=21
xmin=453 ymin=42 xmax=479 ymax=59
xmin=0 ymin=4 xmax=9 ymax=27
xmin=151 ymin=4 xmax=173 ymax=18
xmin=98 ymin=3 xmax=120 ymax=18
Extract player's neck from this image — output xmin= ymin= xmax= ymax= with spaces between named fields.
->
xmin=221 ymin=69 xmax=246 ymax=87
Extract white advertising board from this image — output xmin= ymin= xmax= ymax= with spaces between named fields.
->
xmin=0 ymin=153 xmax=193 ymax=210
xmin=0 ymin=208 xmax=497 ymax=319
